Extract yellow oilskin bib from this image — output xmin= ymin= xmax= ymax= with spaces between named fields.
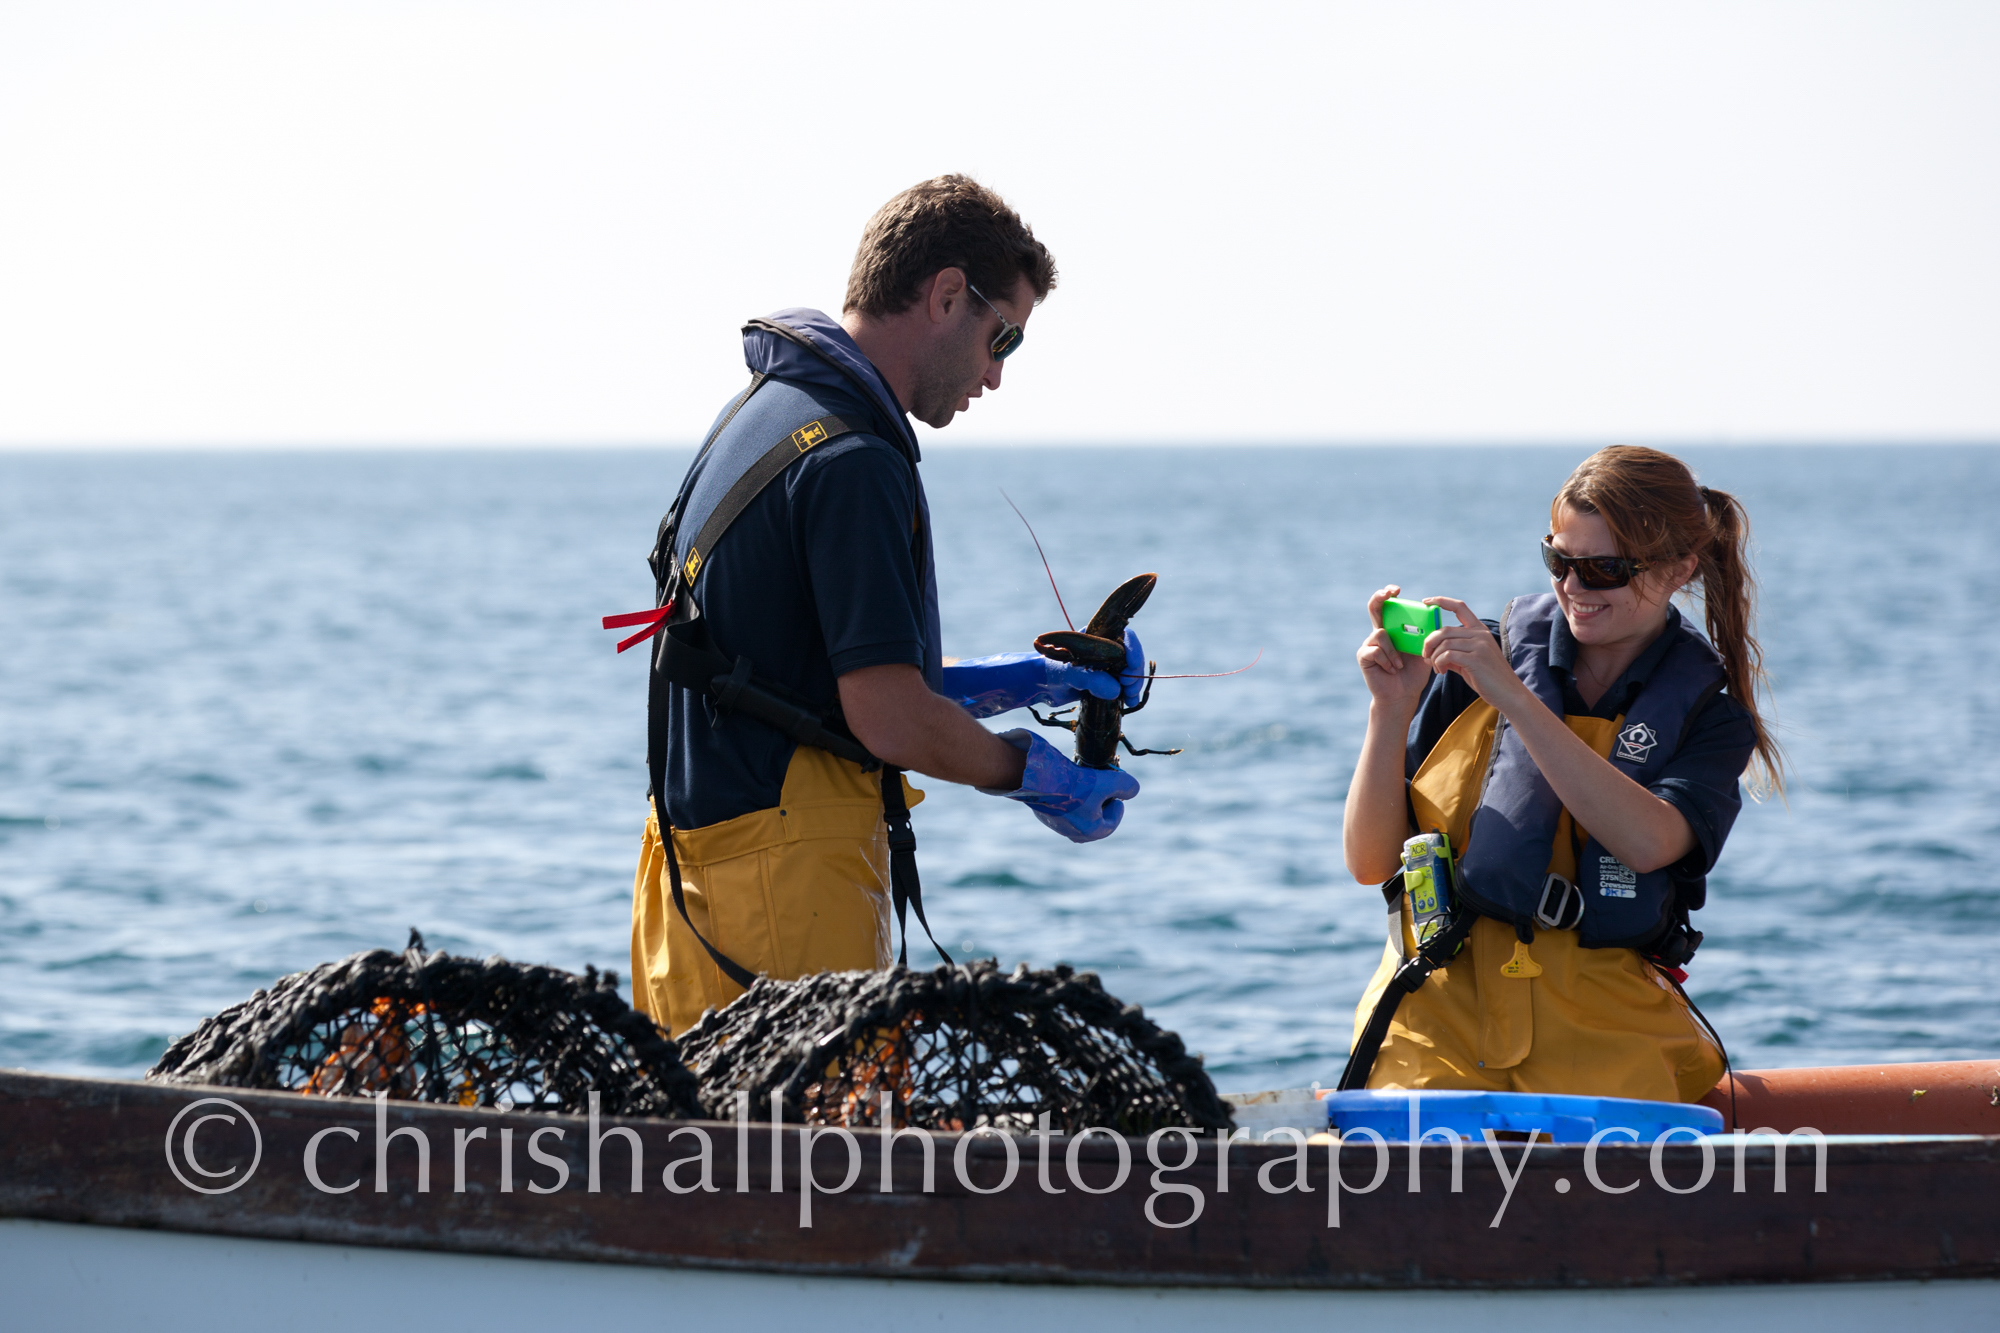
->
xmin=1349 ymin=703 xmax=1724 ymax=1103
xmin=630 ymin=746 xmax=924 ymax=1036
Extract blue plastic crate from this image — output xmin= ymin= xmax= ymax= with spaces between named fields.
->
xmin=1322 ymin=1089 xmax=1724 ymax=1144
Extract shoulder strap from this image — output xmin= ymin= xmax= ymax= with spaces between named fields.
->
xmin=650 ymin=372 xmax=769 ymax=598
xmin=673 ymin=413 xmax=859 ymax=592
xmin=646 ymin=406 xmax=870 ymax=810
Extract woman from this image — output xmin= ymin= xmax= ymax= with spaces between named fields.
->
xmin=1341 ymin=446 xmax=1780 ymax=1102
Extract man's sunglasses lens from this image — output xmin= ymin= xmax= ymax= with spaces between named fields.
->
xmin=991 ymin=325 xmax=1023 ymax=360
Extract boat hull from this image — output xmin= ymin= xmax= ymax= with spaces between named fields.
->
xmin=4 ymin=1067 xmax=1998 ymax=1316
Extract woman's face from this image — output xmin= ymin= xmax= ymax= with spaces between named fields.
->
xmin=1548 ymin=506 xmax=1688 ymax=650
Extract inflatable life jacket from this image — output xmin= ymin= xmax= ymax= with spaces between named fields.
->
xmin=1409 ymin=593 xmax=1726 ymax=956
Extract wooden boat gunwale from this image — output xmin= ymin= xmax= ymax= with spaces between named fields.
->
xmin=5 ymin=1067 xmax=1999 ymax=1292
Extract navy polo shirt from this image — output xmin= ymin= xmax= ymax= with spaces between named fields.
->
xmin=658 ymin=314 xmax=941 ymax=831
xmin=1404 ymin=603 xmax=1756 ymax=886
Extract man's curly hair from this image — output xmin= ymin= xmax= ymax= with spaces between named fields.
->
xmin=843 ymin=174 xmax=1057 ymax=318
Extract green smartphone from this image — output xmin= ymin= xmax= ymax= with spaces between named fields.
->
xmin=1381 ymin=596 xmax=1441 ymax=655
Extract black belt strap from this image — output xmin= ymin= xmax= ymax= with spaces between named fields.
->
xmin=1336 ymin=874 xmax=1476 ymax=1091
xmin=658 ymin=620 xmax=877 ymax=769
xmin=879 ymin=762 xmax=947 ymax=969
xmin=645 ymin=404 xmax=948 ymax=990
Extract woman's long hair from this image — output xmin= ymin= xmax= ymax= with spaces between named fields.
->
xmin=1552 ymin=446 xmax=1784 ymax=796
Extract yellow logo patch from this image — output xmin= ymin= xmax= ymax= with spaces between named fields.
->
xmin=683 ymin=548 xmax=703 ymax=582
xmin=791 ymin=421 xmax=828 ymax=452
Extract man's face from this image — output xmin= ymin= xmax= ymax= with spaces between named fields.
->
xmin=908 ymin=275 xmax=1032 ymax=430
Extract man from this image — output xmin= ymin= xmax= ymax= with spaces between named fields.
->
xmin=629 ymin=175 xmax=1145 ymax=1035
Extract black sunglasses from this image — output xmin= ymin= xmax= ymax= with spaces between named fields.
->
xmin=1541 ymin=538 xmax=1648 ymax=590
xmin=965 ymin=281 xmax=1024 ymax=361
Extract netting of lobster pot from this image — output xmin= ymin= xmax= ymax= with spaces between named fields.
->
xmin=676 ymin=959 xmax=1234 ymax=1134
xmin=146 ymin=931 xmax=701 ymax=1119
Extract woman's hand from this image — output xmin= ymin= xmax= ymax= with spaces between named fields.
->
xmin=1344 ymin=585 xmax=1428 ymax=883
xmin=1357 ymin=585 xmax=1433 ymax=717
xmin=1421 ymin=597 xmax=1531 ymax=711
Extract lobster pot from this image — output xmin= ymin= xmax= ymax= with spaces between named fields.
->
xmin=146 ymin=931 xmax=702 ymax=1119
xmin=675 ymin=959 xmax=1234 ymax=1134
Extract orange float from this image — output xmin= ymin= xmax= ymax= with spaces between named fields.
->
xmin=1699 ymin=1058 xmax=2000 ymax=1134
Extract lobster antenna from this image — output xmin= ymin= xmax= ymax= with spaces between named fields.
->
xmin=1000 ymin=489 xmax=1073 ymax=631
xmin=1143 ymin=650 xmax=1264 ymax=681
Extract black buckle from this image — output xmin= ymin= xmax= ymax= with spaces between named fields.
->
xmin=1535 ymin=873 xmax=1584 ymax=930
xmin=1647 ymin=923 xmax=1703 ymax=969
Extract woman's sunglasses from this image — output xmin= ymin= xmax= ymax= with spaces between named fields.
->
xmin=1541 ymin=539 xmax=1648 ymax=590
xmin=966 ymin=281 xmax=1025 ymax=361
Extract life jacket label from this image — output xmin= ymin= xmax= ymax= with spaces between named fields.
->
xmin=791 ymin=420 xmax=828 ymax=452
xmin=1599 ymin=856 xmax=1638 ymax=898
xmin=683 ymin=547 xmax=703 ymax=583
xmin=1615 ymin=721 xmax=1659 ymax=764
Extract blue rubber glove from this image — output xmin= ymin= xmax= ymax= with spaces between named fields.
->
xmin=1112 ymin=628 xmax=1149 ymax=711
xmin=944 ymin=652 xmax=1120 ymax=719
xmin=977 ymin=729 xmax=1141 ymax=843
xmin=944 ymin=629 xmax=1148 ymax=719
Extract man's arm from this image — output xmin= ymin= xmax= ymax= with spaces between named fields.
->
xmin=839 ymin=664 xmax=1028 ymax=788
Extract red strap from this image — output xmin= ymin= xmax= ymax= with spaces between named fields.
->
xmin=602 ymin=606 xmax=669 ymax=629
xmin=601 ymin=603 xmax=672 ymax=653
xmin=1662 ymin=964 xmax=1689 ymax=985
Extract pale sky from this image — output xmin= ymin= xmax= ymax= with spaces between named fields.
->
xmin=1 ymin=1 xmax=1994 ymax=447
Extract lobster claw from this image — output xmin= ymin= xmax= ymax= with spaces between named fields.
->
xmin=1035 ymin=572 xmax=1161 ymax=771
xmin=1033 ymin=630 xmax=1127 ymax=670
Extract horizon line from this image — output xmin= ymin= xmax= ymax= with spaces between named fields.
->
xmin=4 ymin=437 xmax=1998 ymax=454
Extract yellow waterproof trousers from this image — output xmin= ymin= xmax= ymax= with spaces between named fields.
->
xmin=630 ymin=747 xmax=923 ymax=1036
xmin=1350 ymin=910 xmax=1723 ymax=1103
xmin=1359 ymin=695 xmax=1724 ymax=1103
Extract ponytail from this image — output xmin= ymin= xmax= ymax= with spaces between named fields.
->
xmin=1693 ymin=484 xmax=1784 ymax=796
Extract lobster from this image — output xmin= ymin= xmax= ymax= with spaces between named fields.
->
xmin=1030 ymin=573 xmax=1182 ymax=770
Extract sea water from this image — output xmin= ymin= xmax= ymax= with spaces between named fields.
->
xmin=2 ymin=445 xmax=1996 ymax=1091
